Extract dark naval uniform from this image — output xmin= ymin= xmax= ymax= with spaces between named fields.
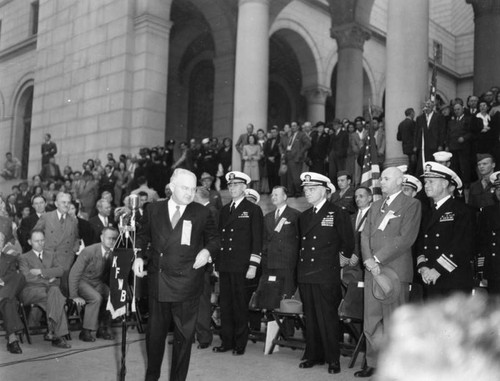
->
xmin=298 ymin=200 xmax=354 ymax=365
xmin=416 ymin=196 xmax=475 ymax=297
xmin=478 ymin=203 xmax=500 ymax=294
xmin=216 ymin=197 xmax=263 ymax=351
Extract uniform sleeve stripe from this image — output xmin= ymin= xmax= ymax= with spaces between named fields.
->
xmin=250 ymin=254 xmax=261 ymax=265
xmin=417 ymin=255 xmax=427 ymax=265
xmin=477 ymin=257 xmax=485 ymax=267
xmin=437 ymin=254 xmax=457 ymax=273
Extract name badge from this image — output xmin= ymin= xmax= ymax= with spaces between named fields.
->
xmin=275 ymin=217 xmax=286 ymax=233
xmin=378 ymin=210 xmax=399 ymax=231
xmin=181 ymin=220 xmax=192 ymax=246
xmin=268 ymin=275 xmax=277 ymax=282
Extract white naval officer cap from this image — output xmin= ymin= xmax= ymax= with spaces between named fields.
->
xmin=402 ymin=174 xmax=422 ymax=193
xmin=432 ymin=151 xmax=453 ymax=163
xmin=225 ymin=171 xmax=251 ymax=185
xmin=421 ymin=161 xmax=462 ymax=189
xmin=244 ymin=188 xmax=260 ymax=203
xmin=396 ymin=165 xmax=408 ymax=173
xmin=300 ymin=171 xmax=335 ymax=192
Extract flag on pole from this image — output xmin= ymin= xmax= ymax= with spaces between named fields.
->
xmin=429 ymin=45 xmax=438 ymax=103
xmin=360 ymin=102 xmax=382 ymax=200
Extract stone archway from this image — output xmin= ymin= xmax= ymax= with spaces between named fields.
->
xmin=12 ymin=83 xmax=34 ymax=179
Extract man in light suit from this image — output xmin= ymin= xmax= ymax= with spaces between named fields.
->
xmin=18 ymin=229 xmax=71 ymax=349
xmin=356 ymin=167 xmax=421 ymax=378
xmin=280 ymin=122 xmax=312 ymax=197
xmin=69 ymin=227 xmax=119 ymax=342
xmin=34 ymin=192 xmax=80 ymax=296
xmin=133 ymin=169 xmax=220 ymax=381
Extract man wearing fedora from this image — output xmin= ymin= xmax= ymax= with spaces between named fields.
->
xmin=213 ymin=171 xmax=263 ymax=356
xmin=297 ymin=172 xmax=354 ymax=374
xmin=357 ymin=167 xmax=421 ymax=378
xmin=416 ymin=162 xmax=475 ymax=298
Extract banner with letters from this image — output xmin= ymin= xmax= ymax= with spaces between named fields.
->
xmin=106 ymin=248 xmax=135 ymax=319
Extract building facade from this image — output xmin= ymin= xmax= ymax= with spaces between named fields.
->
xmin=0 ymin=0 xmax=489 ymax=178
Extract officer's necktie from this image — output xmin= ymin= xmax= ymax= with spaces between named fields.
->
xmin=230 ymin=202 xmax=235 ymax=214
xmin=171 ymin=205 xmax=181 ymax=228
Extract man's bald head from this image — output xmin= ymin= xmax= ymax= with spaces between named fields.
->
xmin=380 ymin=167 xmax=404 ymax=196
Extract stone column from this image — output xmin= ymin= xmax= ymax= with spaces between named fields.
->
xmin=466 ymin=0 xmax=500 ymax=94
xmin=384 ymin=0 xmax=429 ymax=168
xmin=131 ymin=1 xmax=172 ymax=152
xmin=303 ymin=86 xmax=331 ymax=124
xmin=232 ymin=0 xmax=270 ymax=171
xmin=213 ymin=54 xmax=236 ymax=140
xmin=331 ymin=24 xmax=370 ymax=121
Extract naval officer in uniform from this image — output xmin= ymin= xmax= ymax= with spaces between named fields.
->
xmin=416 ymin=162 xmax=475 ymax=298
xmin=213 ymin=171 xmax=263 ymax=355
xmin=297 ymin=172 xmax=354 ymax=374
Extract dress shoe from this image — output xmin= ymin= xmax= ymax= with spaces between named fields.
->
xmin=232 ymin=347 xmax=245 ymax=356
xmin=197 ymin=343 xmax=210 ymax=349
xmin=7 ymin=340 xmax=22 ymax=354
xmin=354 ymin=366 xmax=376 ymax=378
xmin=52 ymin=337 xmax=71 ymax=349
xmin=212 ymin=345 xmax=232 ymax=353
xmin=299 ymin=360 xmax=325 ymax=369
xmin=44 ymin=332 xmax=55 ymax=342
xmin=79 ymin=329 xmax=96 ymax=342
xmin=96 ymin=327 xmax=115 ymax=340
xmin=328 ymin=361 xmax=341 ymax=374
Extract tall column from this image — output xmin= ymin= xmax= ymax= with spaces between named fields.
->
xmin=384 ymin=0 xmax=429 ymax=168
xmin=303 ymin=86 xmax=331 ymax=124
xmin=131 ymin=0 xmax=172 ymax=152
xmin=213 ymin=54 xmax=236 ymax=140
xmin=466 ymin=0 xmax=500 ymax=94
xmin=232 ymin=0 xmax=270 ymax=171
xmin=331 ymin=24 xmax=370 ymax=121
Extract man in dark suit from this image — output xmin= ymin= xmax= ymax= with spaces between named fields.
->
xmin=414 ymin=100 xmax=446 ymax=175
xmin=133 ymin=169 xmax=219 ymax=381
xmin=416 ymin=162 xmax=475 ymax=298
xmin=88 ymin=198 xmax=115 ymax=243
xmin=193 ymin=186 xmax=219 ymax=349
xmin=297 ymin=172 xmax=354 ymax=374
xmin=0 ymin=232 xmax=26 ymax=354
xmin=98 ymin=164 xmax=117 ymax=201
xmin=213 ymin=171 xmax=263 ymax=356
xmin=34 ymin=192 xmax=80 ymax=296
xmin=397 ymin=108 xmax=416 ymax=174
xmin=69 ymin=227 xmax=119 ymax=342
xmin=18 ymin=229 xmax=71 ymax=349
xmin=446 ymin=103 xmax=473 ymax=191
xmin=41 ymin=133 xmax=57 ymax=166
xmin=262 ymin=185 xmax=300 ymax=299
xmin=18 ymin=195 xmax=46 ymax=253
xmin=308 ymin=122 xmax=330 ymax=175
xmin=280 ymin=122 xmax=312 ymax=197
xmin=478 ymin=172 xmax=500 ymax=294
xmin=352 ymin=186 xmax=373 ymax=262
xmin=328 ymin=119 xmax=349 ymax=182
xmin=357 ymin=167 xmax=421 ymax=378
xmin=264 ymin=126 xmax=281 ymax=191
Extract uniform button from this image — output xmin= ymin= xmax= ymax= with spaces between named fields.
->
xmin=301 ymin=258 xmax=304 ymax=262
xmin=493 ymin=232 xmax=496 ymax=236
xmin=159 ymin=269 xmax=162 ymax=273
xmin=493 ymin=243 xmax=496 ymax=246
xmin=229 ymin=248 xmax=232 ymax=251
xmin=312 ymin=247 xmax=315 ymax=251
xmin=231 ymin=229 xmax=234 ymax=232
xmin=311 ymin=258 xmax=314 ymax=262
xmin=424 ymin=234 xmax=428 ymax=238
xmin=435 ymin=234 xmax=440 ymax=237
xmin=493 ymin=254 xmax=496 ymax=257
xmin=303 ymin=236 xmax=306 ymax=240
xmin=222 ymin=229 xmax=225 ymax=232
xmin=450 ymin=254 xmax=453 ymax=258
xmin=435 ymin=246 xmax=439 ymax=250
xmin=221 ymin=248 xmax=224 ymax=251
xmin=313 ymin=236 xmax=316 ymax=239
xmin=424 ymin=246 xmax=427 ymax=250
xmin=160 ymin=253 xmax=163 ymax=257
xmin=229 ymin=238 xmax=232 ymax=241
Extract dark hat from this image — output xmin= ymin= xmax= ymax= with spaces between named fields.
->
xmin=477 ymin=153 xmax=494 ymax=163
xmin=421 ymin=161 xmax=462 ymax=189
xmin=372 ymin=266 xmax=401 ymax=304
xmin=337 ymin=170 xmax=351 ymax=179
xmin=225 ymin=171 xmax=251 ymax=185
xmin=166 ymin=139 xmax=175 ymax=145
xmin=315 ymin=121 xmax=325 ymax=127
xmin=200 ymin=172 xmax=214 ymax=181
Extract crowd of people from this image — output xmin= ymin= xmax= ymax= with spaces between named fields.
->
xmin=0 ymin=85 xmax=500 ymax=381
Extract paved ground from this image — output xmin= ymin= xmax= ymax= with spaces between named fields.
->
xmin=0 ymin=328 xmax=363 ymax=381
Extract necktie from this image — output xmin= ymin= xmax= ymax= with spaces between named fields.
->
xmin=104 ymin=217 xmax=108 ymax=226
xmin=59 ymin=214 xmax=64 ymax=224
xmin=171 ymin=205 xmax=181 ymax=228
xmin=38 ymin=252 xmax=43 ymax=262
xmin=355 ymin=211 xmax=362 ymax=230
xmin=102 ymin=249 xmax=112 ymax=283
xmin=275 ymin=209 xmax=281 ymax=224
xmin=230 ymin=202 xmax=235 ymax=214
xmin=381 ymin=197 xmax=389 ymax=213
xmin=313 ymin=207 xmax=317 ymax=214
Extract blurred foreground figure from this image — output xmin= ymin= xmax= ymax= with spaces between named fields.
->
xmin=376 ymin=294 xmax=500 ymax=381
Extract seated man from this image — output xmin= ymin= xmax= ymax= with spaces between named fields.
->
xmin=0 ymin=152 xmax=21 ymax=180
xmin=18 ymin=229 xmax=71 ymax=349
xmin=68 ymin=226 xmax=118 ymax=342
xmin=0 ymin=232 xmax=26 ymax=354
